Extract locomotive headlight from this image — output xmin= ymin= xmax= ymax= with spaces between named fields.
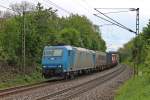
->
xmin=43 ymin=66 xmax=46 ymax=68
xmin=58 ymin=65 xmax=62 ymax=68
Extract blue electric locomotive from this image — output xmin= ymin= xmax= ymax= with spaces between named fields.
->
xmin=42 ymin=45 xmax=96 ymax=78
xmin=42 ymin=45 xmax=118 ymax=79
xmin=42 ymin=45 xmax=72 ymax=78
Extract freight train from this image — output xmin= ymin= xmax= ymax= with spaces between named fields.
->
xmin=41 ymin=45 xmax=119 ymax=79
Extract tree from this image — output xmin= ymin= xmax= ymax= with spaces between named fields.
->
xmin=58 ymin=14 xmax=106 ymax=51
xmin=118 ymin=20 xmax=150 ymax=76
xmin=10 ymin=1 xmax=35 ymax=15
xmin=59 ymin=28 xmax=82 ymax=46
xmin=0 ymin=2 xmax=106 ymax=74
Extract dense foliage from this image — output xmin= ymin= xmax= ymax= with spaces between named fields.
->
xmin=0 ymin=2 xmax=106 ymax=73
xmin=119 ymin=20 xmax=150 ymax=74
xmin=116 ymin=19 xmax=150 ymax=100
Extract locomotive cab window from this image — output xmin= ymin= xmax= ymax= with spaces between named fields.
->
xmin=44 ymin=49 xmax=63 ymax=57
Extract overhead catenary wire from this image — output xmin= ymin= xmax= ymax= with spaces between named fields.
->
xmin=99 ymin=24 xmax=114 ymax=27
xmin=0 ymin=4 xmax=16 ymax=12
xmin=85 ymin=7 xmax=137 ymax=35
xmin=73 ymin=0 xmax=91 ymax=14
xmin=79 ymin=0 xmax=105 ymax=26
xmin=95 ymin=8 xmax=135 ymax=10
xmin=94 ymin=8 xmax=136 ymax=34
xmin=81 ymin=0 xmax=94 ymax=11
xmin=79 ymin=1 xmax=135 ymax=32
xmin=93 ymin=14 xmax=134 ymax=33
xmin=80 ymin=0 xmax=95 ymax=13
xmin=103 ymin=10 xmax=132 ymax=14
xmin=43 ymin=0 xmax=71 ymax=15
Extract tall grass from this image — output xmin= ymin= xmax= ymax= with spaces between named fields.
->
xmin=115 ymin=64 xmax=150 ymax=100
xmin=0 ymin=72 xmax=44 ymax=89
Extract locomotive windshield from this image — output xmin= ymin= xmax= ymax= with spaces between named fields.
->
xmin=44 ymin=49 xmax=63 ymax=57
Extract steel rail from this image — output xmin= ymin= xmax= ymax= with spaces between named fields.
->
xmin=0 ymin=78 xmax=64 ymax=98
xmin=37 ymin=65 xmax=126 ymax=100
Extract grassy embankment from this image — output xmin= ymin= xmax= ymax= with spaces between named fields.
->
xmin=0 ymin=70 xmax=44 ymax=90
xmin=115 ymin=62 xmax=150 ymax=100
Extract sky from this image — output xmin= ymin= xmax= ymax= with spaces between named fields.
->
xmin=0 ymin=0 xmax=150 ymax=51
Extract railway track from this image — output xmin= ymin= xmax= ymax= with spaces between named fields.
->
xmin=37 ymin=65 xmax=126 ymax=100
xmin=0 ymin=78 xmax=63 ymax=98
xmin=0 ymin=65 xmax=126 ymax=100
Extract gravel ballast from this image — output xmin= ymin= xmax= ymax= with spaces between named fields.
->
xmin=72 ymin=65 xmax=133 ymax=100
xmin=0 ymin=64 xmax=133 ymax=100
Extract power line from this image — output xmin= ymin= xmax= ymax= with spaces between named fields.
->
xmin=99 ymin=24 xmax=114 ymax=27
xmin=95 ymin=8 xmax=134 ymax=10
xmin=80 ymin=0 xmax=94 ymax=13
xmin=94 ymin=8 xmax=136 ymax=34
xmin=79 ymin=0 xmax=106 ymax=31
xmin=73 ymin=0 xmax=91 ymax=14
xmin=81 ymin=0 xmax=94 ymax=11
xmin=95 ymin=8 xmax=140 ymax=76
xmin=104 ymin=10 xmax=132 ymax=14
xmin=93 ymin=14 xmax=134 ymax=33
xmin=80 ymin=1 xmax=135 ymax=33
xmin=43 ymin=0 xmax=71 ymax=14
xmin=0 ymin=4 xmax=16 ymax=12
xmin=95 ymin=8 xmax=135 ymax=33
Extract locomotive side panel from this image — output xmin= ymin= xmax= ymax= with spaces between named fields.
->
xmin=71 ymin=48 xmax=95 ymax=71
xmin=95 ymin=51 xmax=107 ymax=67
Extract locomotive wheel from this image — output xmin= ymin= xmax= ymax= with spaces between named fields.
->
xmin=70 ymin=72 xmax=75 ymax=80
xmin=64 ymin=73 xmax=69 ymax=80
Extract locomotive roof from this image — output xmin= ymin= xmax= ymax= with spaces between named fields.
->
xmin=44 ymin=45 xmax=73 ymax=50
xmin=44 ymin=45 xmax=104 ymax=54
xmin=96 ymin=51 xmax=106 ymax=55
xmin=107 ymin=51 xmax=118 ymax=54
xmin=73 ymin=47 xmax=95 ymax=53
